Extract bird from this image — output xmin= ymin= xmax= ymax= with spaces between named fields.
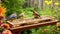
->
xmin=9 ymin=13 xmax=17 ymax=18
xmin=33 ymin=10 xmax=40 ymax=18
xmin=6 ymin=13 xmax=17 ymax=21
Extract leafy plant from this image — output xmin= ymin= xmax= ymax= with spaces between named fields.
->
xmin=2 ymin=0 xmax=25 ymax=17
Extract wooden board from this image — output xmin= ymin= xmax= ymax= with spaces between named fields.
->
xmin=9 ymin=20 xmax=58 ymax=32
xmin=7 ymin=16 xmax=58 ymax=32
xmin=7 ymin=16 xmax=55 ymax=28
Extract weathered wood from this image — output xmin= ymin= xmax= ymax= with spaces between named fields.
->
xmin=25 ymin=0 xmax=59 ymax=8
xmin=7 ymin=16 xmax=58 ymax=34
xmin=7 ymin=16 xmax=55 ymax=27
xmin=9 ymin=20 xmax=58 ymax=32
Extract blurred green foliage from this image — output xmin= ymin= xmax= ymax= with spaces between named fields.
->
xmin=2 ymin=0 xmax=25 ymax=17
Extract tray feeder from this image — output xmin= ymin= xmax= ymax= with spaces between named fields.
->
xmin=7 ymin=16 xmax=58 ymax=34
xmin=7 ymin=10 xmax=58 ymax=34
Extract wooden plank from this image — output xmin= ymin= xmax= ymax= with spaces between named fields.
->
xmin=7 ymin=18 xmax=53 ymax=27
xmin=9 ymin=20 xmax=58 ymax=32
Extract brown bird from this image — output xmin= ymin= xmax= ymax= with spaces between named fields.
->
xmin=33 ymin=10 xmax=40 ymax=18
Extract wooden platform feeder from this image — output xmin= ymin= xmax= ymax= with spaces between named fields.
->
xmin=7 ymin=16 xmax=58 ymax=34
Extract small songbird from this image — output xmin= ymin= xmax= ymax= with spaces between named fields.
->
xmin=9 ymin=13 xmax=17 ymax=18
xmin=7 ymin=13 xmax=17 ymax=21
xmin=33 ymin=10 xmax=40 ymax=18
